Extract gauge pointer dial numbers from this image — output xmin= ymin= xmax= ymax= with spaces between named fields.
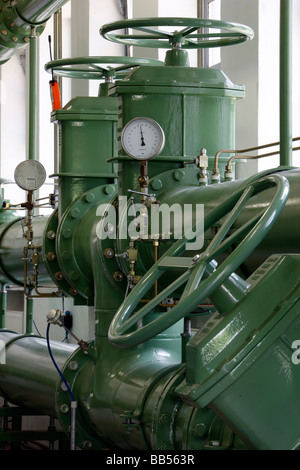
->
xmin=121 ymin=117 xmax=165 ymax=161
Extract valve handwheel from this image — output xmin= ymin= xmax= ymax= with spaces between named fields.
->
xmin=45 ymin=56 xmax=164 ymax=81
xmin=100 ymin=17 xmax=254 ymax=50
xmin=108 ymin=174 xmax=289 ymax=348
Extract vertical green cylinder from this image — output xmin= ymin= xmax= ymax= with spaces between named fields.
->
xmin=28 ymin=30 xmax=37 ymax=161
xmin=51 ymin=97 xmax=118 ymax=217
xmin=25 ymin=295 xmax=34 ymax=334
xmin=0 ymin=283 xmax=7 ymax=329
xmin=110 ymin=65 xmax=245 ymax=200
xmin=280 ymin=0 xmax=293 ymax=166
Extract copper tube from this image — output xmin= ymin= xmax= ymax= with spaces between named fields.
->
xmin=213 ymin=136 xmax=300 ymax=174
xmin=226 ymin=146 xmax=300 ymax=172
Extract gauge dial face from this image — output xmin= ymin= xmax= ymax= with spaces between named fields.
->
xmin=121 ymin=117 xmax=165 ymax=160
xmin=14 ymin=160 xmax=46 ymax=191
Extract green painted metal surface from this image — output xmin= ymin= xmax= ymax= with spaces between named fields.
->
xmin=56 ymin=183 xmax=118 ymax=304
xmin=51 ymin=96 xmax=118 ymax=217
xmin=176 ymin=254 xmax=300 ymax=450
xmin=28 ymin=32 xmax=37 ymax=161
xmin=280 ymin=0 xmax=293 ymax=166
xmin=0 ymin=284 xmax=7 ymax=329
xmin=111 ymin=66 xmax=244 ymax=171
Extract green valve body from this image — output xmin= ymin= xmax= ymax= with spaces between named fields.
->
xmin=176 ymin=254 xmax=300 ymax=450
xmin=110 ymin=65 xmax=244 ymax=194
xmin=51 ymin=97 xmax=118 ymax=217
xmin=46 ymin=97 xmax=119 ymax=304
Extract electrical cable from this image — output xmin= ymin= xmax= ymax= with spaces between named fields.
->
xmin=46 ymin=323 xmax=74 ymax=402
xmin=46 ymin=323 xmax=77 ymax=450
xmin=33 ymin=319 xmax=41 ymax=336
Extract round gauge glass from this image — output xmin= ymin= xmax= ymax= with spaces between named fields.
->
xmin=121 ymin=117 xmax=165 ymax=160
xmin=14 ymin=160 xmax=46 ymax=191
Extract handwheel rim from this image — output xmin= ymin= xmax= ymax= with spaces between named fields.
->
xmin=45 ymin=56 xmax=164 ymax=80
xmin=108 ymin=174 xmax=290 ymax=348
xmin=100 ymin=17 xmax=254 ymax=49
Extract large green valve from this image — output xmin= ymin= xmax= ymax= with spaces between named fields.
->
xmin=100 ymin=18 xmax=254 ymax=182
xmin=43 ymin=55 xmax=164 ymax=303
xmin=1 ymin=12 xmax=300 ymax=452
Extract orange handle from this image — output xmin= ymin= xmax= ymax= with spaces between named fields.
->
xmin=49 ymin=80 xmax=61 ymax=111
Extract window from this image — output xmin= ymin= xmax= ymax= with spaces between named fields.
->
xmin=201 ymin=0 xmax=221 ymax=68
xmin=208 ymin=0 xmax=221 ymax=67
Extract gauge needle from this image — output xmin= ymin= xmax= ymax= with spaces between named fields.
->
xmin=140 ymin=126 xmax=146 ymax=146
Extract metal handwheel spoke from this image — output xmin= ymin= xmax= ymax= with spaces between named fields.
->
xmin=180 ymin=26 xmax=199 ymax=37
xmin=109 ymin=174 xmax=290 ymax=348
xmin=188 ymin=33 xmax=246 ymax=39
xmin=180 ymin=187 xmax=255 ymax=300
xmin=88 ymin=64 xmax=107 ymax=72
xmin=207 ymin=210 xmax=264 ymax=263
xmin=204 ymin=185 xmax=255 ymax=253
xmin=180 ymin=261 xmax=208 ymax=302
xmin=117 ymin=270 xmax=191 ymax=335
xmin=132 ymin=26 xmax=173 ymax=39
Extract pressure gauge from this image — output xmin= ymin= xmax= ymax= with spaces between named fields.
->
xmin=121 ymin=117 xmax=165 ymax=161
xmin=14 ymin=160 xmax=46 ymax=191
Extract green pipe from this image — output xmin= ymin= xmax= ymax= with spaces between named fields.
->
xmin=0 ymin=332 xmax=77 ymax=416
xmin=280 ymin=0 xmax=293 ymax=166
xmin=28 ymin=28 xmax=37 ymax=161
xmin=51 ymin=97 xmax=118 ymax=217
xmin=0 ymin=284 xmax=7 ymax=329
xmin=25 ymin=294 xmax=33 ymax=334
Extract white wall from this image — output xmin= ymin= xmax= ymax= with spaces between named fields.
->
xmin=0 ymin=52 xmax=27 ymax=206
xmin=221 ymin=0 xmax=259 ymax=179
xmin=221 ymin=0 xmax=300 ymax=175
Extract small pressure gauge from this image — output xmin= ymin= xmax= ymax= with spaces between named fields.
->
xmin=121 ymin=117 xmax=165 ymax=161
xmin=14 ymin=160 xmax=46 ymax=191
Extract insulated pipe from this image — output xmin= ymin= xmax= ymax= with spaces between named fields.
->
xmin=16 ymin=0 xmax=70 ymax=24
xmin=0 ymin=332 xmax=77 ymax=416
xmin=0 ymin=0 xmax=71 ymax=63
xmin=280 ymin=0 xmax=293 ymax=166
